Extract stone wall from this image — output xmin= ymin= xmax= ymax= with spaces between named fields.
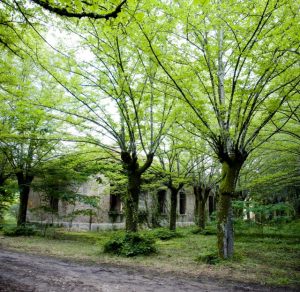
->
xmin=27 ymin=175 xmax=216 ymax=230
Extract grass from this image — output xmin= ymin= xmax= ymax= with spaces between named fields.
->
xmin=0 ymin=220 xmax=299 ymax=289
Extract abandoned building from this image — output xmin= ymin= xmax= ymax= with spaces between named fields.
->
xmin=27 ymin=175 xmax=216 ymax=230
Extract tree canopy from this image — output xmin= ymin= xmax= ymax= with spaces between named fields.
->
xmin=0 ymin=0 xmax=298 ymax=258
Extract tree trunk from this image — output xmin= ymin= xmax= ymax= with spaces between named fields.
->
xmin=89 ymin=211 xmax=92 ymax=231
xmin=198 ymin=199 xmax=206 ymax=230
xmin=16 ymin=173 xmax=34 ymax=226
xmin=0 ymin=178 xmax=6 ymax=222
xmin=194 ymin=186 xmax=210 ymax=230
xmin=217 ymin=160 xmax=242 ymax=259
xmin=194 ymin=185 xmax=201 ymax=227
xmin=169 ymin=187 xmax=178 ymax=231
xmin=121 ymin=152 xmax=154 ymax=233
xmin=125 ymin=171 xmax=141 ymax=232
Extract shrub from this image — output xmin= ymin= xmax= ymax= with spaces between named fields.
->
xmin=151 ymin=228 xmax=181 ymax=240
xmin=3 ymin=225 xmax=37 ymax=236
xmin=190 ymin=227 xmax=216 ymax=235
xmin=196 ymin=251 xmax=219 ymax=265
xmin=103 ymin=232 xmax=156 ymax=257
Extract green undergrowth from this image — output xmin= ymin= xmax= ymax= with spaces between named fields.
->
xmin=144 ymin=227 xmax=182 ymax=240
xmin=3 ymin=225 xmax=37 ymax=236
xmin=103 ymin=232 xmax=156 ymax=257
xmin=1 ymin=221 xmax=299 ymax=288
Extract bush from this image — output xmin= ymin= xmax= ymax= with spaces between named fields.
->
xmin=151 ymin=228 xmax=181 ymax=240
xmin=190 ymin=227 xmax=216 ymax=235
xmin=196 ymin=251 xmax=219 ymax=265
xmin=103 ymin=232 xmax=156 ymax=257
xmin=3 ymin=225 xmax=37 ymax=237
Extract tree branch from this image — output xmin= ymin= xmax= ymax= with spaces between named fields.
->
xmin=30 ymin=0 xmax=127 ymax=20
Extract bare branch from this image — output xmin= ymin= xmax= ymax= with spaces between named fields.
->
xmin=30 ymin=0 xmax=127 ymax=20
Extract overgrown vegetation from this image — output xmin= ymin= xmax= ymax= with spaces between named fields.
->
xmin=3 ymin=225 xmax=37 ymax=237
xmin=148 ymin=227 xmax=182 ymax=241
xmin=1 ymin=221 xmax=299 ymax=288
xmin=103 ymin=232 xmax=156 ymax=257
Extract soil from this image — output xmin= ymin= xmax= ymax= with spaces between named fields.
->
xmin=0 ymin=249 xmax=297 ymax=292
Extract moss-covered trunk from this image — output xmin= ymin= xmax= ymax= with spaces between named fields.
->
xmin=121 ymin=151 xmax=154 ymax=233
xmin=198 ymin=199 xmax=206 ymax=230
xmin=16 ymin=173 xmax=33 ymax=226
xmin=194 ymin=186 xmax=201 ymax=227
xmin=125 ymin=171 xmax=141 ymax=232
xmin=169 ymin=187 xmax=178 ymax=231
xmin=194 ymin=186 xmax=211 ymax=230
xmin=217 ymin=160 xmax=242 ymax=258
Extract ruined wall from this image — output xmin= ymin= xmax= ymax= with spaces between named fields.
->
xmin=27 ymin=175 xmax=215 ymax=230
xmin=27 ymin=175 xmax=112 ymax=225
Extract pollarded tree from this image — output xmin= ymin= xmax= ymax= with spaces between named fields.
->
xmin=155 ymin=133 xmax=193 ymax=231
xmin=37 ymin=17 xmax=175 ymax=232
xmin=191 ymin=153 xmax=219 ymax=230
xmin=137 ymin=0 xmax=300 ymax=257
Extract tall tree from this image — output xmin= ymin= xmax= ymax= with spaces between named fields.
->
xmin=155 ymin=134 xmax=192 ymax=231
xmin=191 ymin=153 xmax=219 ymax=230
xmin=0 ymin=57 xmax=61 ymax=225
xmin=138 ymin=0 xmax=300 ymax=257
xmin=37 ymin=18 xmax=174 ymax=232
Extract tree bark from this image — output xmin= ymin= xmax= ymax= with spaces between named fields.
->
xmin=198 ymin=199 xmax=206 ymax=229
xmin=169 ymin=187 xmax=178 ymax=231
xmin=121 ymin=152 xmax=154 ymax=233
xmin=217 ymin=160 xmax=242 ymax=258
xmin=16 ymin=173 xmax=34 ymax=226
xmin=194 ymin=185 xmax=202 ymax=227
xmin=125 ymin=171 xmax=141 ymax=232
xmin=194 ymin=186 xmax=211 ymax=230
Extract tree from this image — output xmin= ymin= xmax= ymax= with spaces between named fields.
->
xmin=0 ymin=57 xmax=61 ymax=226
xmin=156 ymin=135 xmax=190 ymax=231
xmin=138 ymin=0 xmax=300 ymax=257
xmin=36 ymin=18 xmax=174 ymax=232
xmin=191 ymin=153 xmax=219 ymax=230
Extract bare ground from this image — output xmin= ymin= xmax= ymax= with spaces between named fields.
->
xmin=0 ymin=249 xmax=297 ymax=292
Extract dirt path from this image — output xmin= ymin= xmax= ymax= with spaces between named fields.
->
xmin=0 ymin=249 xmax=295 ymax=292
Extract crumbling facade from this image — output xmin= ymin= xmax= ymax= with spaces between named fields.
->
xmin=27 ymin=175 xmax=216 ymax=230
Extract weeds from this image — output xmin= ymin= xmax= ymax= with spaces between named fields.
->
xmin=103 ymin=232 xmax=156 ymax=257
xmin=3 ymin=225 xmax=37 ymax=236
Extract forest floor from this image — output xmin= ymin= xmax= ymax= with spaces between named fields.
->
xmin=0 ymin=221 xmax=299 ymax=291
xmin=0 ymin=248 xmax=297 ymax=292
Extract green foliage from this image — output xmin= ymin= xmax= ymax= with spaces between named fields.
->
xmin=149 ymin=228 xmax=182 ymax=240
xmin=190 ymin=227 xmax=216 ymax=235
xmin=103 ymin=232 xmax=156 ymax=257
xmin=195 ymin=251 xmax=220 ymax=265
xmin=3 ymin=225 xmax=37 ymax=237
xmin=233 ymin=200 xmax=295 ymax=224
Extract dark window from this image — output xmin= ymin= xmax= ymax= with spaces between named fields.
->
xmin=157 ymin=190 xmax=166 ymax=214
xmin=110 ymin=194 xmax=121 ymax=212
xmin=179 ymin=192 xmax=186 ymax=215
xmin=49 ymin=196 xmax=59 ymax=212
